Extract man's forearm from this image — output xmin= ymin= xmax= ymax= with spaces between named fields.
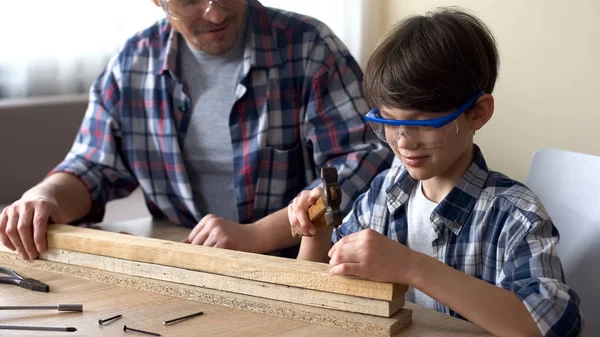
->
xmin=23 ymin=172 xmax=92 ymax=223
xmin=409 ymin=253 xmax=541 ymax=337
xmin=251 ymin=208 xmax=300 ymax=253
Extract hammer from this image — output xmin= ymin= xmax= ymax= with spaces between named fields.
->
xmin=291 ymin=167 xmax=342 ymax=239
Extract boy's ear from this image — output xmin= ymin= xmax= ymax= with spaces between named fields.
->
xmin=469 ymin=94 xmax=494 ymax=131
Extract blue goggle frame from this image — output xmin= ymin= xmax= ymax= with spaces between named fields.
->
xmin=365 ymin=91 xmax=485 ymax=128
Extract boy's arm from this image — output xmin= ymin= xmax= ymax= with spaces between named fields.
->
xmin=329 ymin=218 xmax=582 ymax=337
xmin=297 ymin=226 xmax=333 ymax=262
xmin=411 ymin=253 xmax=543 ymax=337
xmin=411 ymin=219 xmax=582 ymax=337
xmin=330 ymin=232 xmax=543 ymax=337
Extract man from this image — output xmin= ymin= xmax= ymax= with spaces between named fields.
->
xmin=0 ymin=0 xmax=393 ymax=260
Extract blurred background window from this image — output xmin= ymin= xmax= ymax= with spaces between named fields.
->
xmin=0 ymin=0 xmax=383 ymax=99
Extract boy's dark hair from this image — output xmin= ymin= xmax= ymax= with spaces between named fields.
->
xmin=364 ymin=7 xmax=499 ymax=112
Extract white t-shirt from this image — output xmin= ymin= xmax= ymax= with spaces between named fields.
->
xmin=179 ymin=26 xmax=245 ymax=222
xmin=405 ymin=180 xmax=438 ymax=309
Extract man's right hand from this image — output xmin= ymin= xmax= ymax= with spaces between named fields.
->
xmin=0 ymin=196 xmax=63 ymax=260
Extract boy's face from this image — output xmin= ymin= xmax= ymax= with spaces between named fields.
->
xmin=379 ymin=95 xmax=493 ymax=181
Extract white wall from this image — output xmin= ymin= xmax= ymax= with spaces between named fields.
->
xmin=259 ymin=0 xmax=386 ymax=67
xmin=0 ymin=1 xmax=164 ymax=98
xmin=383 ymin=0 xmax=600 ymax=182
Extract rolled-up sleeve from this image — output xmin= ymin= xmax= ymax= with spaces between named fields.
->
xmin=498 ymin=220 xmax=583 ymax=337
xmin=51 ymin=54 xmax=138 ymax=221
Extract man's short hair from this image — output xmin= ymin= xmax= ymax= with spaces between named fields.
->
xmin=364 ymin=7 xmax=499 ymax=112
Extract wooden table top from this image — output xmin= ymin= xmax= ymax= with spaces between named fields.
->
xmin=0 ymin=218 xmax=493 ymax=337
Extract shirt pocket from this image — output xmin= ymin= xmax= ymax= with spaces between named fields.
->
xmin=254 ymin=143 xmax=306 ymax=217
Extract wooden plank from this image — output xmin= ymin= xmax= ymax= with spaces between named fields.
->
xmin=39 ymin=224 xmax=405 ymax=301
xmin=34 ymin=248 xmax=402 ymax=317
xmin=0 ymin=252 xmax=412 ymax=336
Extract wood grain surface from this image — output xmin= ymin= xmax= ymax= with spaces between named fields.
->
xmin=42 ymin=224 xmax=404 ymax=301
xmin=0 ymin=220 xmax=493 ymax=336
xmin=0 ymin=260 xmax=492 ymax=337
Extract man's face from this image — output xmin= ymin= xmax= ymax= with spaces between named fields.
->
xmin=379 ymin=107 xmax=476 ymax=181
xmin=156 ymin=0 xmax=247 ymax=55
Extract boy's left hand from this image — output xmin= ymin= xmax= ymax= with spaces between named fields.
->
xmin=328 ymin=229 xmax=418 ymax=285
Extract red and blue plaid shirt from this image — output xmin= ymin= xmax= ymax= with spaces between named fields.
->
xmin=52 ymin=0 xmax=393 ymax=226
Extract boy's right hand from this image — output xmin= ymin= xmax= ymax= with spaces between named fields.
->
xmin=287 ymin=186 xmax=324 ymax=237
xmin=0 ymin=195 xmax=62 ymax=260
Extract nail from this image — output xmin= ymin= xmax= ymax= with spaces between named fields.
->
xmin=98 ymin=314 xmax=122 ymax=325
xmin=163 ymin=311 xmax=204 ymax=325
xmin=123 ymin=325 xmax=161 ymax=336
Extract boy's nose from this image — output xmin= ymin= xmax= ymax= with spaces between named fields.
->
xmin=395 ymin=131 xmax=419 ymax=150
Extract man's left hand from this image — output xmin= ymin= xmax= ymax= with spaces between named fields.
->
xmin=328 ymin=229 xmax=420 ymax=285
xmin=184 ymin=214 xmax=260 ymax=253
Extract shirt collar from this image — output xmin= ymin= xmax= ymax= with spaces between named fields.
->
xmin=243 ymin=0 xmax=284 ymax=68
xmin=386 ymin=145 xmax=489 ymax=235
xmin=155 ymin=0 xmax=283 ymax=77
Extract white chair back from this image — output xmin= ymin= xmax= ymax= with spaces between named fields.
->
xmin=527 ymin=148 xmax=600 ymax=334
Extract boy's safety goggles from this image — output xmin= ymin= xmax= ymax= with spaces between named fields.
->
xmin=365 ymin=91 xmax=484 ymax=149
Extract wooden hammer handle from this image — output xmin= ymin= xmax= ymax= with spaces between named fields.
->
xmin=291 ymin=197 xmax=328 ymax=239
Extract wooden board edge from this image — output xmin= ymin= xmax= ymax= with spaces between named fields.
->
xmin=40 ymin=248 xmax=399 ymax=317
xmin=46 ymin=225 xmax=399 ymax=300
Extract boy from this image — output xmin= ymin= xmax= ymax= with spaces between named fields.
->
xmin=288 ymin=8 xmax=583 ymax=337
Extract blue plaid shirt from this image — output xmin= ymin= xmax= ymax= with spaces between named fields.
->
xmin=52 ymin=0 xmax=393 ymax=226
xmin=336 ymin=146 xmax=582 ymax=337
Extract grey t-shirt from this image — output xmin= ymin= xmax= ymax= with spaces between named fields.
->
xmin=179 ymin=31 xmax=245 ymax=222
xmin=405 ymin=180 xmax=439 ymax=309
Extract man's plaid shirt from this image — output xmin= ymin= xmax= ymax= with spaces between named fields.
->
xmin=53 ymin=0 xmax=393 ymax=226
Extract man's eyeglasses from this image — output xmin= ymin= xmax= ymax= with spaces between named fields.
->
xmin=159 ymin=0 xmax=237 ymax=21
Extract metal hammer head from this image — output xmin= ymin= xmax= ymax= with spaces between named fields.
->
xmin=320 ymin=167 xmax=342 ymax=228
